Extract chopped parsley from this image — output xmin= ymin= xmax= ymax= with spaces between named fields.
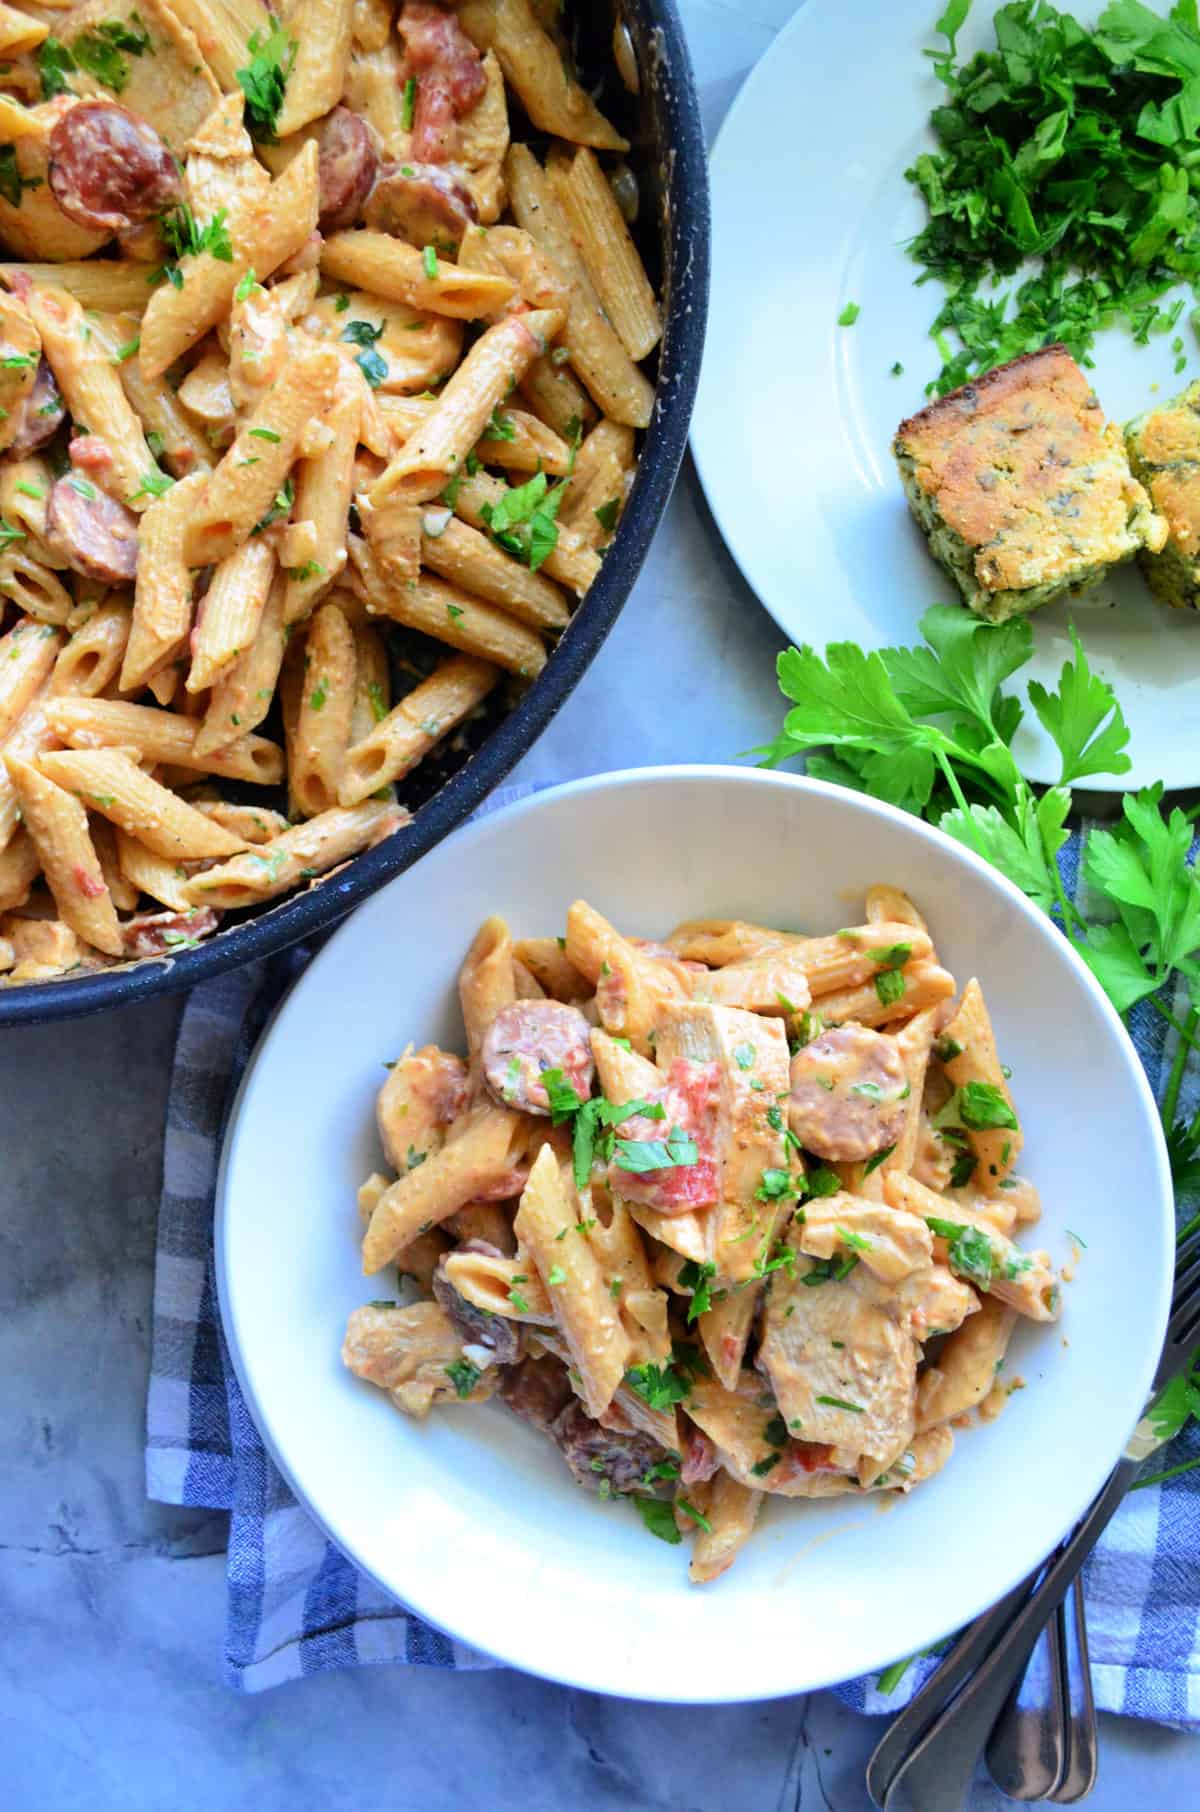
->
xmin=594 ymin=497 xmax=620 ymax=533
xmin=678 ymin=1258 xmax=718 ymax=1322
xmin=308 ymin=679 xmax=328 ymax=711
xmin=957 ymin=1081 xmax=1019 ymax=1133
xmin=36 ymin=38 xmax=76 ymax=100
xmin=237 ymin=22 xmax=296 ymax=143
xmin=612 ymin=1126 xmax=699 ymax=1173
xmin=874 ymin=967 xmax=907 ymax=1007
xmin=152 ymin=205 xmax=233 ymax=287
xmin=341 ymin=319 xmax=384 ymax=348
xmin=868 ymin=942 xmax=912 ymax=969
xmin=445 ymin=1358 xmax=481 ymax=1399
xmin=127 ymin=468 xmax=173 ymax=504
xmin=633 ymin=1496 xmax=681 ymax=1544
xmin=0 ymin=145 xmax=41 ymax=209
xmin=861 ymin=1143 xmax=895 ymax=1177
xmin=908 ymin=0 xmax=1200 ymax=395
xmin=71 ymin=17 xmax=151 ymax=92
xmin=253 ymin=475 xmax=293 ymax=533
xmin=546 ymin=1264 xmax=566 ymax=1286
xmin=484 ymin=406 xmax=516 ymax=442
xmin=925 ymin=1216 xmax=996 ymax=1290
xmin=356 ymin=347 xmax=388 ymax=388
xmin=837 ymin=302 xmax=860 ymax=326
xmin=625 ymin=1360 xmax=690 ymax=1411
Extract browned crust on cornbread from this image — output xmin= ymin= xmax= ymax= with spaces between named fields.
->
xmin=894 ymin=345 xmax=1161 ymax=599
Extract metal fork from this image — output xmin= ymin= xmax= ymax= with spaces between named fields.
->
xmin=984 ymin=1578 xmax=1097 ymax=1802
xmin=866 ymin=1230 xmax=1200 ymax=1811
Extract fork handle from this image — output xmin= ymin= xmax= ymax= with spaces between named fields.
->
xmin=882 ymin=1457 xmax=1135 ymax=1812
xmin=1055 ymin=1581 xmax=1099 ymax=1803
xmin=984 ymin=1597 xmax=1069 ymax=1799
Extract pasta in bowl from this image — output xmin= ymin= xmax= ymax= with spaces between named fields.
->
xmin=216 ymin=767 xmax=1172 ymax=1699
xmin=344 ymin=892 xmax=1064 ymax=1583
xmin=0 ymin=0 xmax=707 ymax=1013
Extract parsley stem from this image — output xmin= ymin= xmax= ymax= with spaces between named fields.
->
xmin=933 ymin=749 xmax=975 ymax=838
xmin=1149 ymin=1000 xmax=1200 ymax=1105
xmin=1178 ymin=1208 xmax=1200 ymax=1245
xmin=1130 ymin=1453 xmax=1200 ymax=1493
xmin=1047 ymin=844 xmax=1089 ymax=941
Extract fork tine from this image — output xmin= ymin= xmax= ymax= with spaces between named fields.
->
xmin=1171 ymin=1232 xmax=1200 ymax=1312
xmin=1167 ymin=1257 xmax=1200 ymax=1353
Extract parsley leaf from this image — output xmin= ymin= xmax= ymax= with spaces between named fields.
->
xmin=237 ymin=23 xmax=296 ymax=143
xmin=633 ymin=1496 xmax=682 ymax=1544
xmin=445 ymin=1358 xmax=481 ymax=1399
xmin=625 ymin=1361 xmax=690 ymax=1411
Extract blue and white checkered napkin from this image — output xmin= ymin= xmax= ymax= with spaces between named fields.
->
xmin=145 ymin=821 xmax=1200 ymax=1715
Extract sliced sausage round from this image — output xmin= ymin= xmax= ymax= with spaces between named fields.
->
xmin=431 ymin=1239 xmax=523 ymax=1364
xmin=317 ymin=106 xmax=378 ymax=231
xmin=9 ymin=358 xmax=64 ymax=456
xmin=122 ymin=908 xmax=219 ymax=959
xmin=481 ymin=1000 xmax=594 ymax=1115
xmin=48 ymin=101 xmax=181 ymax=237
xmin=788 ymin=1024 xmax=909 ymax=1163
xmin=45 ymin=474 xmax=139 ymax=583
xmin=551 ymin=1399 xmax=669 ymax=1495
xmin=364 ymin=162 xmax=477 ymax=248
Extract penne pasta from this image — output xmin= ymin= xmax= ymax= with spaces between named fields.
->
xmin=339 ymin=654 xmax=499 ymax=807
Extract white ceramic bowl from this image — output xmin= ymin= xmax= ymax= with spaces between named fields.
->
xmin=216 ymin=767 xmax=1173 ymax=1702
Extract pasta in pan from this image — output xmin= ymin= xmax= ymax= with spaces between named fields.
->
xmin=344 ymin=888 xmax=1064 ymax=1583
xmin=0 ymin=1 xmax=658 ymax=985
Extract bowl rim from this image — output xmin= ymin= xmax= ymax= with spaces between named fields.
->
xmin=215 ymin=761 xmax=1175 ymax=1702
xmin=0 ymin=0 xmax=711 ymax=1027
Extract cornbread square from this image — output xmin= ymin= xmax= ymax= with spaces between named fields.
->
xmin=1126 ymin=381 xmax=1200 ymax=609
xmin=893 ymin=346 xmax=1166 ymax=623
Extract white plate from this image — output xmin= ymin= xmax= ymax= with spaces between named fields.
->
xmin=216 ymin=767 xmax=1172 ymax=1702
xmin=692 ymin=0 xmax=1200 ymax=790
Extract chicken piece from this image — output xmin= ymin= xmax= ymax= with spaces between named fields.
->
xmin=758 ymin=1233 xmax=919 ymax=1461
xmin=798 ymin=1190 xmax=933 ymax=1284
xmin=341 ymin=1299 xmax=496 ymax=1416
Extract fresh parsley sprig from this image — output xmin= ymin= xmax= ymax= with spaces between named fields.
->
xmin=763 ymin=602 xmax=1200 ymax=1493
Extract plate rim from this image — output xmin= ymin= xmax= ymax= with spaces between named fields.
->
xmin=215 ymin=762 xmax=1174 ymax=1702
